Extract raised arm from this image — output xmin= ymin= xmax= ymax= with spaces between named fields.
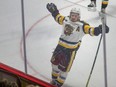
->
xmin=46 ymin=3 xmax=65 ymax=25
xmin=83 ymin=22 xmax=109 ymax=36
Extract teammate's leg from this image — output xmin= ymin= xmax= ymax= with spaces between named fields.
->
xmin=88 ymin=0 xmax=96 ymax=11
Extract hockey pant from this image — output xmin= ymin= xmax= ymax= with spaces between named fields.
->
xmin=51 ymin=44 xmax=80 ymax=86
xmin=51 ymin=44 xmax=80 ymax=72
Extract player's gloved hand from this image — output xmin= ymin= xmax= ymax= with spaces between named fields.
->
xmin=98 ymin=24 xmax=109 ymax=33
xmin=94 ymin=24 xmax=109 ymax=36
xmin=46 ymin=3 xmax=59 ymax=14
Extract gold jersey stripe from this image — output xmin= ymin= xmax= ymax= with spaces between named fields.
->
xmin=102 ymin=1 xmax=108 ymax=5
xmin=56 ymin=14 xmax=61 ymax=21
xmin=56 ymin=14 xmax=65 ymax=25
xmin=58 ymin=41 xmax=81 ymax=49
xmin=84 ymin=25 xmax=91 ymax=34
xmin=66 ymin=50 xmax=76 ymax=72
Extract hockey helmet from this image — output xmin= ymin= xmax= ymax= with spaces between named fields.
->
xmin=70 ymin=8 xmax=81 ymax=22
xmin=70 ymin=7 xmax=80 ymax=15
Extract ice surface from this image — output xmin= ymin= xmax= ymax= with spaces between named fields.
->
xmin=0 ymin=0 xmax=116 ymax=87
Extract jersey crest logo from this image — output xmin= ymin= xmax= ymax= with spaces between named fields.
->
xmin=64 ymin=24 xmax=74 ymax=36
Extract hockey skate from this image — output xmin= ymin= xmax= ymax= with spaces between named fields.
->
xmin=88 ymin=2 xmax=96 ymax=12
xmin=50 ymin=80 xmax=59 ymax=87
xmin=50 ymin=80 xmax=57 ymax=86
xmin=50 ymin=80 xmax=62 ymax=87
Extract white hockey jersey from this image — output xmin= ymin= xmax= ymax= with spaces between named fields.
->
xmin=55 ymin=14 xmax=95 ymax=49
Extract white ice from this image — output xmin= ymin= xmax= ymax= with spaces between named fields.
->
xmin=0 ymin=0 xmax=116 ymax=87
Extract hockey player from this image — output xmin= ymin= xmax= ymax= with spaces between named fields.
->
xmin=46 ymin=3 xmax=109 ymax=87
xmin=88 ymin=0 xmax=109 ymax=12
xmin=88 ymin=0 xmax=96 ymax=11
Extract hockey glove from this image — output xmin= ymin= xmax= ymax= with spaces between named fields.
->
xmin=94 ymin=24 xmax=109 ymax=36
xmin=46 ymin=3 xmax=59 ymax=17
xmin=99 ymin=24 xmax=109 ymax=33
